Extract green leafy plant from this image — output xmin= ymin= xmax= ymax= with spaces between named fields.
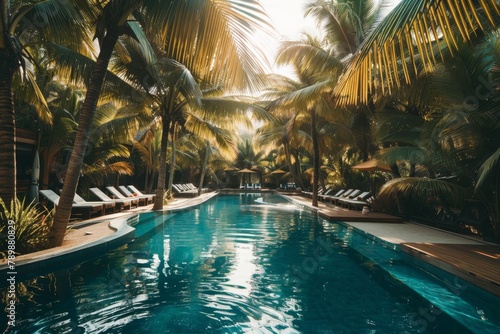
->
xmin=163 ymin=189 xmax=173 ymax=205
xmin=0 ymin=197 xmax=54 ymax=256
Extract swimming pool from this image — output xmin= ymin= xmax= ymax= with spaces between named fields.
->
xmin=3 ymin=193 xmax=499 ymax=333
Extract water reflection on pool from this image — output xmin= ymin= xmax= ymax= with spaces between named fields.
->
xmin=3 ymin=193 xmax=498 ymax=333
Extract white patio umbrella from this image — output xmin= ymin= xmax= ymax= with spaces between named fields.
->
xmin=29 ymin=150 xmax=40 ymax=203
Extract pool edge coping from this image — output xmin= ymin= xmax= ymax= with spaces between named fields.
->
xmin=0 ymin=191 xmax=219 ymax=278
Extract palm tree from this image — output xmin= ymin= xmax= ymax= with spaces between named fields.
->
xmin=270 ymin=36 xmax=342 ymax=206
xmin=79 ymin=102 xmax=147 ymax=189
xmin=234 ymin=139 xmax=266 ymax=186
xmin=113 ymin=52 xmax=203 ymax=209
xmin=264 ymin=0 xmax=391 ymax=206
xmin=110 ymin=1 xmax=274 ymax=210
xmin=253 ymin=91 xmax=309 ymax=190
xmin=132 ymin=121 xmax=163 ymax=193
xmin=175 ymin=131 xmax=234 ymax=196
xmin=195 ymin=94 xmax=273 ymax=190
xmin=51 ymin=0 xmax=275 ymax=241
xmin=51 ymin=0 xmax=143 ymax=245
xmin=0 ymin=0 xmax=91 ymax=209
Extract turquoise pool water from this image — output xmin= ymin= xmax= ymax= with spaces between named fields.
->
xmin=3 ymin=193 xmax=500 ymax=333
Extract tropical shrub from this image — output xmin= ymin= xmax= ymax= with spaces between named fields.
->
xmin=0 ymin=197 xmax=54 ymax=256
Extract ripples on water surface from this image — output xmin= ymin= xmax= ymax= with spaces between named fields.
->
xmin=2 ymin=193 xmax=492 ymax=333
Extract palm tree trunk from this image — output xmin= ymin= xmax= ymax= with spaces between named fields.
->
xmin=0 ymin=66 xmax=16 ymax=208
xmin=167 ymin=122 xmax=177 ymax=196
xmin=284 ymin=143 xmax=306 ymax=190
xmin=409 ymin=163 xmax=416 ymax=177
xmin=50 ymin=29 xmax=119 ymax=246
xmin=41 ymin=149 xmax=58 ymax=190
xmin=311 ymin=109 xmax=319 ymax=207
xmin=144 ymin=165 xmax=149 ymax=192
xmin=283 ymin=143 xmax=294 ymax=182
xmin=391 ymin=163 xmax=401 ymax=178
xmin=198 ymin=142 xmax=210 ymax=196
xmin=153 ymin=116 xmax=171 ymax=210
xmin=293 ymin=151 xmax=306 ymax=190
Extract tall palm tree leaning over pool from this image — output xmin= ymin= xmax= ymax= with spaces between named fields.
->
xmin=0 ymin=0 xmax=91 ymax=211
xmin=51 ymin=0 xmax=275 ymax=245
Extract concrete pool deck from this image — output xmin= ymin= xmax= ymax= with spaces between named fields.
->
xmin=2 ymin=190 xmax=499 ymax=296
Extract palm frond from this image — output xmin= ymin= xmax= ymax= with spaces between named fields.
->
xmin=200 ymin=96 xmax=271 ymax=124
xmin=335 ymin=0 xmax=500 ymax=105
xmin=276 ymin=41 xmax=343 ymax=82
xmin=127 ymin=20 xmax=157 ymax=65
xmin=14 ymin=70 xmax=52 ymax=124
xmin=267 ymin=77 xmax=337 ymax=111
xmin=82 ymin=160 xmax=134 ymax=184
xmin=89 ymin=103 xmax=141 ymax=145
xmin=376 ymin=146 xmax=427 ymax=164
xmin=12 ymin=0 xmax=96 ymax=55
xmin=305 ymin=0 xmax=358 ymax=56
xmin=379 ymin=176 xmax=467 ymax=207
xmin=43 ymin=43 xmax=95 ymax=87
xmin=143 ymin=0 xmax=276 ymax=92
xmin=319 ymin=121 xmax=357 ymax=147
xmin=476 ymin=147 xmax=500 ymax=191
xmin=375 ymin=110 xmax=424 ymax=144
xmin=436 ymin=110 xmax=488 ymax=162
xmin=185 ymin=114 xmax=238 ymax=158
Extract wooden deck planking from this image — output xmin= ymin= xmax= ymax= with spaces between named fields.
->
xmin=285 ymin=195 xmax=404 ymax=223
xmin=318 ymin=207 xmax=404 ymax=223
xmin=401 ymin=243 xmax=500 ymax=296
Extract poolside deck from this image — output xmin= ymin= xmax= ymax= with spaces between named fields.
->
xmin=282 ymin=193 xmax=500 ymax=298
xmin=284 ymin=194 xmax=404 ymax=223
xmin=401 ymin=243 xmax=500 ymax=297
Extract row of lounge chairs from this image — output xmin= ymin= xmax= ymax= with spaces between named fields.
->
xmin=172 ymin=183 xmax=209 ymax=197
xmin=304 ymin=188 xmax=373 ymax=210
xmin=39 ymin=185 xmax=156 ymax=220
xmin=239 ymin=183 xmax=261 ymax=189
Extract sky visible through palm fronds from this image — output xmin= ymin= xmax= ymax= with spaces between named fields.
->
xmin=259 ymin=0 xmax=402 ymax=76
xmin=261 ymin=0 xmax=402 ymax=37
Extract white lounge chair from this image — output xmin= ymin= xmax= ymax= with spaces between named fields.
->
xmin=127 ymin=185 xmax=156 ymax=202
xmin=118 ymin=185 xmax=152 ymax=205
xmin=106 ymin=186 xmax=140 ymax=207
xmin=39 ymin=189 xmax=104 ymax=219
xmin=89 ymin=187 xmax=132 ymax=211
xmin=74 ymin=192 xmax=116 ymax=214
xmin=327 ymin=188 xmax=355 ymax=205
xmin=320 ymin=189 xmax=345 ymax=202
xmin=172 ymin=184 xmax=198 ymax=197
xmin=339 ymin=191 xmax=373 ymax=210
